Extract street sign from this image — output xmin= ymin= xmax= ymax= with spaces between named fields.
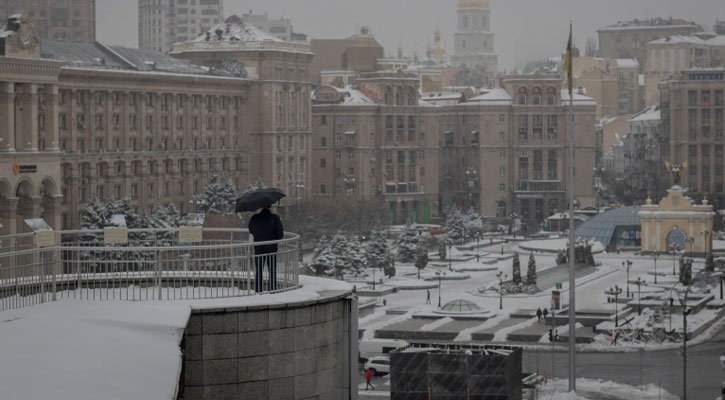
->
xmin=555 ymin=282 xmax=563 ymax=290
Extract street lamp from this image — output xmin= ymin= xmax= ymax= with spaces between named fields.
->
xmin=687 ymin=236 xmax=695 ymax=257
xmin=670 ymin=244 xmax=681 ymax=275
xmin=448 ymin=242 xmax=452 ymax=272
xmin=435 ymin=270 xmax=446 ymax=307
xmin=497 ymin=270 xmax=508 ymax=310
xmin=634 ymin=277 xmax=646 ymax=315
xmin=606 ymin=285 xmax=623 ymax=327
xmin=651 ymin=252 xmax=659 ymax=284
xmin=702 ymin=230 xmax=710 ymax=255
xmin=622 ymin=260 xmax=633 ymax=297
xmin=682 ymin=305 xmax=692 ymax=400
xmin=476 ymin=232 xmax=481 ymax=262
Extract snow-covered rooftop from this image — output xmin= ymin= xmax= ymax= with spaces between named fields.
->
xmin=649 ymin=34 xmax=725 ymax=46
xmin=615 ymin=58 xmax=639 ymax=69
xmin=333 ymin=85 xmax=376 ymax=106
xmin=193 ymin=16 xmax=283 ymax=43
xmin=561 ymin=89 xmax=596 ymax=105
xmin=465 ymin=88 xmax=513 ymax=104
xmin=630 ymin=105 xmax=660 ymax=122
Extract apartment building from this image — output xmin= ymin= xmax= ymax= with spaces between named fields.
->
xmin=0 ymin=0 xmax=95 ymax=42
xmin=661 ymin=69 xmax=725 ymax=208
xmin=138 ymin=0 xmax=223 ymax=53
xmin=311 ymin=73 xmax=597 ymax=228
xmin=645 ymin=34 xmax=725 ymax=105
xmin=598 ymin=17 xmax=702 ymax=70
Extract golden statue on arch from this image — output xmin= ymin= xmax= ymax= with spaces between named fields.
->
xmin=664 ymin=161 xmax=688 ymax=186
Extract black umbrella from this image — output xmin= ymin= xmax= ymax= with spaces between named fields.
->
xmin=235 ymin=188 xmax=286 ymax=212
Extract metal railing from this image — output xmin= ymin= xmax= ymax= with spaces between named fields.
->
xmin=0 ymin=228 xmax=300 ymax=312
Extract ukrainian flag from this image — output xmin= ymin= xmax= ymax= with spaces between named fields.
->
xmin=564 ymin=23 xmax=573 ymax=96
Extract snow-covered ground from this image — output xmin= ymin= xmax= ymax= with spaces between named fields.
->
xmin=537 ymin=378 xmax=679 ymax=399
xmin=0 ymin=276 xmax=351 ymax=400
xmin=518 ymin=238 xmax=605 ymax=253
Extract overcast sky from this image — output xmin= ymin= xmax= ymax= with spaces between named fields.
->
xmin=97 ymin=0 xmax=725 ymax=70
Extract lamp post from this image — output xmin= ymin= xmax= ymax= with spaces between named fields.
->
xmin=682 ymin=306 xmax=692 ymax=400
xmin=622 ymin=260 xmax=632 ymax=297
xmin=651 ymin=252 xmax=659 ymax=284
xmin=476 ymin=232 xmax=481 ymax=262
xmin=702 ymin=230 xmax=710 ymax=255
xmin=687 ymin=236 xmax=695 ymax=257
xmin=607 ymin=285 xmax=623 ymax=327
xmin=497 ymin=270 xmax=507 ymax=310
xmin=448 ymin=242 xmax=452 ymax=272
xmin=435 ymin=270 xmax=446 ymax=307
xmin=634 ymin=277 xmax=645 ymax=315
xmin=671 ymin=244 xmax=680 ymax=275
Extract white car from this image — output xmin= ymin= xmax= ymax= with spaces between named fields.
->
xmin=366 ymin=356 xmax=391 ymax=376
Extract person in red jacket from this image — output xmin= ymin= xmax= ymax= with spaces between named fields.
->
xmin=365 ymin=367 xmax=374 ymax=391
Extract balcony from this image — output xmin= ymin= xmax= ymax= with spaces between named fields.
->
xmin=514 ymin=180 xmax=564 ymax=193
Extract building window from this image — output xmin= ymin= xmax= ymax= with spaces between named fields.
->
xmin=518 ymin=95 xmax=526 ymax=105
xmin=499 ymin=184 xmax=506 ymax=192
xmin=319 ymin=184 xmax=326 ymax=195
xmin=320 ymin=158 xmax=326 ymax=168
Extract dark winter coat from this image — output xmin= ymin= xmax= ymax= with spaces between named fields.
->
xmin=248 ymin=208 xmax=284 ymax=254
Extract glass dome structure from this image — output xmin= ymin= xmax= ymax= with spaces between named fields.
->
xmin=574 ymin=206 xmax=641 ymax=251
xmin=440 ymin=299 xmax=481 ymax=312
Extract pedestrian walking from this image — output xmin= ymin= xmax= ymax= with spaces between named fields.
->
xmin=536 ymin=308 xmax=542 ymax=322
xmin=248 ymin=204 xmax=284 ymax=293
xmin=365 ymin=367 xmax=375 ymax=391
xmin=426 ymin=289 xmax=431 ymax=304
xmin=542 ymin=307 xmax=549 ymax=323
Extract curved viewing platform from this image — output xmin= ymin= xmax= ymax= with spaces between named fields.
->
xmin=0 ymin=228 xmax=300 ymax=312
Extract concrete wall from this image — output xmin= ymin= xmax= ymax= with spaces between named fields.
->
xmin=179 ymin=292 xmax=357 ymax=400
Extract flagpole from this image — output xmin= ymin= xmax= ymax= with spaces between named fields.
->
xmin=567 ymin=22 xmax=577 ymax=393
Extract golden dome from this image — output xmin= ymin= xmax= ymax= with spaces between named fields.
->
xmin=458 ymin=0 xmax=490 ymax=9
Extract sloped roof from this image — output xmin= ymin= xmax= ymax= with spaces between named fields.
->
xmin=40 ymin=40 xmax=242 ymax=78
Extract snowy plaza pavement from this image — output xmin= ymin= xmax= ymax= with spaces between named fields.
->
xmin=357 ymin=243 xmax=725 ymax=351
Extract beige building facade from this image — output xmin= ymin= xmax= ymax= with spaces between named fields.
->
xmin=0 ymin=16 xmax=311 ymax=234
xmin=138 ymin=0 xmax=224 ymax=53
xmin=598 ymin=18 xmax=702 ymax=70
xmin=0 ymin=0 xmax=95 ymax=43
xmin=661 ymin=68 xmax=725 ymax=208
xmin=645 ymin=35 xmax=725 ymax=106
xmin=311 ymin=73 xmax=598 ymax=228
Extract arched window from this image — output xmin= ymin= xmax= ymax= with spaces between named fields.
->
xmin=547 ymin=95 xmax=556 ymax=105
xmin=532 ymin=95 xmax=541 ymax=105
xmin=518 ymin=95 xmax=527 ymax=105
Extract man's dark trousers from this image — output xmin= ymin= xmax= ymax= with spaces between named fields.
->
xmin=255 ymin=252 xmax=277 ymax=292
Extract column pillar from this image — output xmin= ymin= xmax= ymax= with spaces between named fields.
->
xmin=45 ymin=84 xmax=59 ymax=151
xmin=0 ymin=82 xmax=15 ymax=151
xmin=16 ymin=83 xmax=39 ymax=151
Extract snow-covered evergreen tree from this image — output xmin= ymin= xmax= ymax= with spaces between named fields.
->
xmin=365 ymin=230 xmax=388 ymax=272
xmin=244 ymin=178 xmax=266 ymax=193
xmin=148 ymin=204 xmax=181 ymax=244
xmin=444 ymin=206 xmax=465 ymax=244
xmin=512 ymin=254 xmax=522 ymax=284
xmin=194 ymin=174 xmax=237 ymax=214
xmin=527 ymin=253 xmax=537 ymax=285
xmin=397 ymin=224 xmax=419 ymax=263
xmin=438 ymin=240 xmax=447 ymax=261
xmin=311 ymin=236 xmax=335 ymax=276
xmin=345 ymin=237 xmax=367 ymax=276
xmin=415 ymin=245 xmax=429 ymax=279
xmin=383 ymin=251 xmax=396 ymax=278
xmin=705 ymin=252 xmax=716 ymax=272
xmin=679 ymin=257 xmax=692 ymax=286
xmin=462 ymin=209 xmax=484 ymax=239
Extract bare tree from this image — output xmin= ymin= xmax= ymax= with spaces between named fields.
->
xmin=585 ymin=37 xmax=597 ymax=57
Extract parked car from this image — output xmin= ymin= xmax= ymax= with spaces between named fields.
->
xmin=365 ymin=356 xmax=390 ymax=376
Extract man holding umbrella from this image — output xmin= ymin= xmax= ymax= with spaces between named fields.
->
xmin=237 ymin=188 xmax=286 ymax=293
